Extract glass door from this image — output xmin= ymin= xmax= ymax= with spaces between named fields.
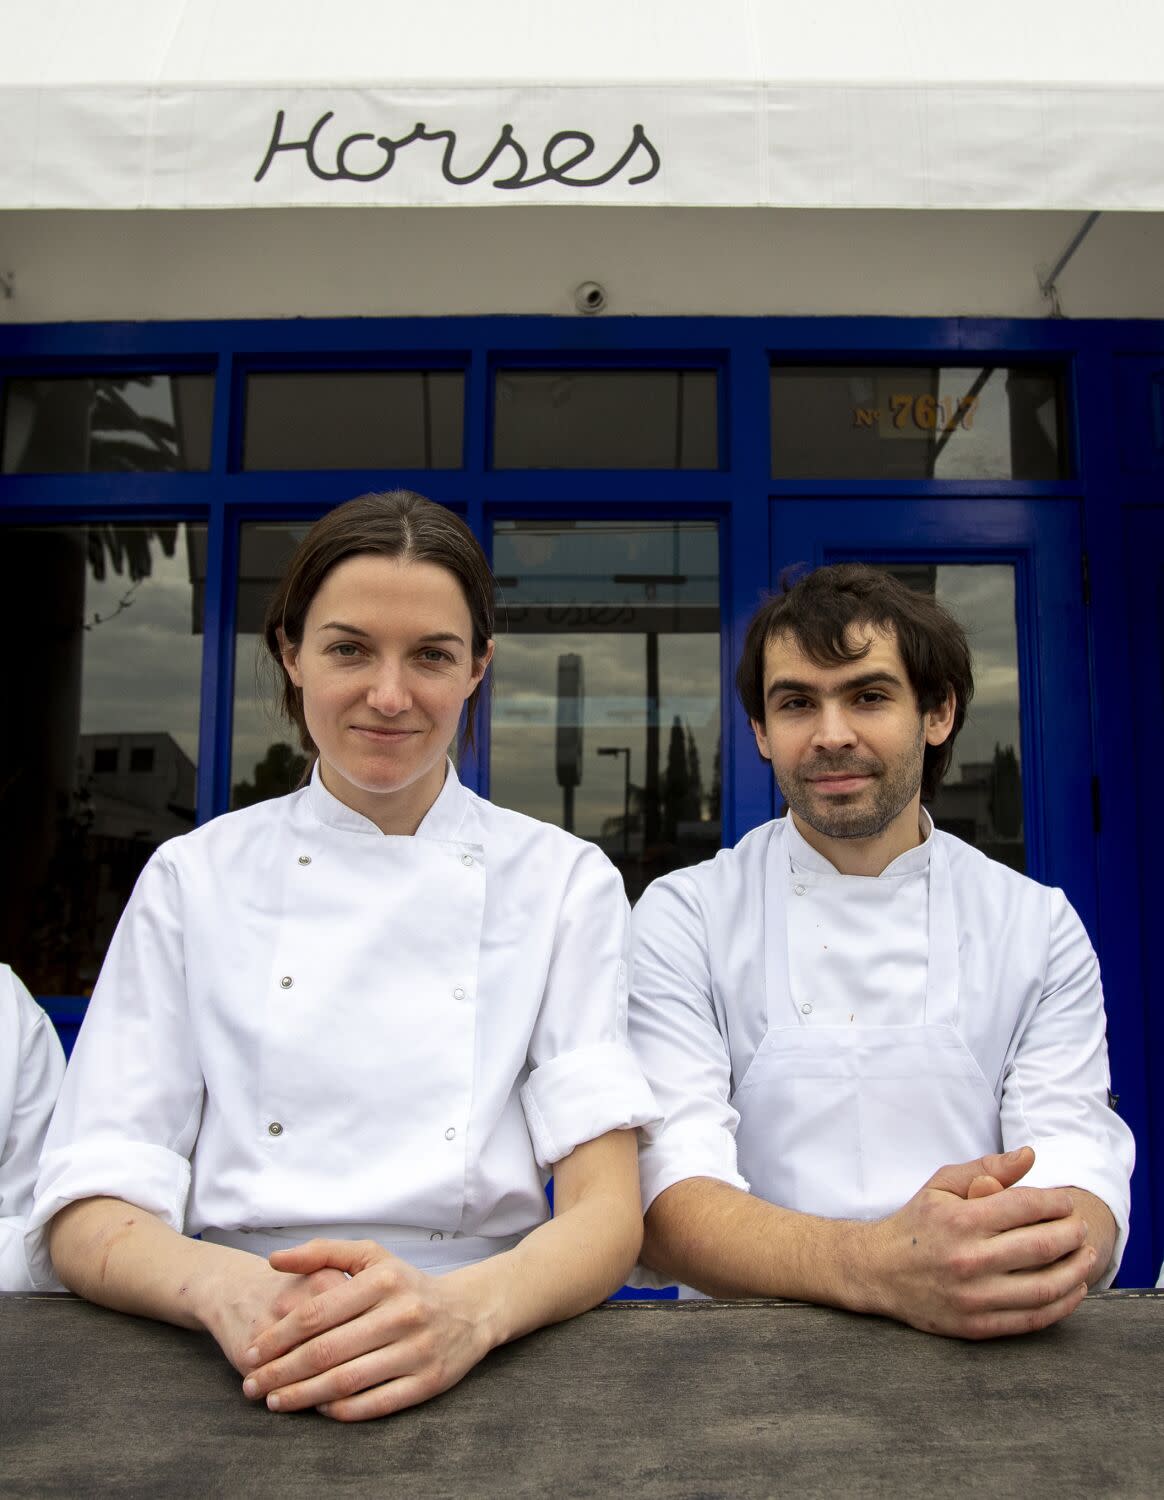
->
xmin=770 ymin=498 xmax=1095 ymax=932
xmin=487 ymin=518 xmax=722 ymax=902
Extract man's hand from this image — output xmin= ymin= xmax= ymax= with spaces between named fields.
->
xmin=859 ymin=1147 xmax=1096 ymax=1340
xmin=238 ymin=1239 xmax=494 ymax=1422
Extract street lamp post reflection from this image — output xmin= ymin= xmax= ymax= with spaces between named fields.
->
xmin=597 ymin=745 xmax=631 ymax=861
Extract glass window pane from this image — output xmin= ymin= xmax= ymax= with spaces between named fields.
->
xmin=2 ymin=374 xmax=214 ymax=473
xmin=231 ymin=522 xmax=311 ymax=808
xmin=0 ymin=522 xmax=206 ymax=994
xmin=771 ymin=366 xmax=1066 ymax=480
xmin=493 ymin=371 xmax=718 ymax=469
xmin=243 ymin=372 xmax=463 ymax=470
xmin=884 ymin=563 xmax=1024 ymax=871
xmin=490 ymin=520 xmax=722 ymax=900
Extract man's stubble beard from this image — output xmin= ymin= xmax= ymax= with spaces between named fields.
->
xmin=776 ymin=722 xmax=926 ymax=841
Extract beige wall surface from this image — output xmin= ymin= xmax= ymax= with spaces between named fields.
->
xmin=0 ymin=207 xmax=1161 ymax=324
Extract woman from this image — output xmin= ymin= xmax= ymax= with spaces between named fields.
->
xmin=29 ymin=491 xmax=658 ymax=1422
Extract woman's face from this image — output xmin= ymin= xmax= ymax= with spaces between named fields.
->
xmin=280 ymin=553 xmax=493 ymax=834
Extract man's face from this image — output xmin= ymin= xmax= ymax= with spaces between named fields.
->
xmin=751 ymin=625 xmax=955 ymax=848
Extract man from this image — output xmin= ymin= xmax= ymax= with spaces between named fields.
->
xmin=629 ymin=564 xmax=1134 ymax=1338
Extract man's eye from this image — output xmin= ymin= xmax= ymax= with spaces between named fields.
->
xmin=857 ymin=691 xmax=888 ymax=704
xmin=777 ymin=698 xmax=809 ymax=712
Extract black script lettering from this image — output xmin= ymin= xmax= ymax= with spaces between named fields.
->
xmin=410 ymin=123 xmax=530 ymax=187
xmin=256 ymin=112 xmax=661 ymax=191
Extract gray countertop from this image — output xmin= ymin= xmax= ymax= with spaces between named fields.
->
xmin=2 ymin=1290 xmax=1161 ymax=1498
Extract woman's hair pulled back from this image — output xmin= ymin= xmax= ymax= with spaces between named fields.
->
xmin=262 ymin=490 xmax=495 ymax=757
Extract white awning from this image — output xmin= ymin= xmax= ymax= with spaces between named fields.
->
xmin=4 ymin=0 xmax=1164 ymax=211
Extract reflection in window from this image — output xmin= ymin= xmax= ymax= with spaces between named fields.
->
xmin=771 ymin=366 xmax=1066 ymax=480
xmin=0 ymin=523 xmax=206 ymax=994
xmin=887 ymin=563 xmax=1024 ymax=872
xmin=490 ymin=520 xmax=721 ymax=900
xmin=243 ymin=371 xmax=464 ymax=470
xmin=493 ymin=370 xmax=718 ymax=469
xmin=1 ymin=374 xmax=214 ymax=473
xmin=230 ymin=523 xmax=311 ymax=808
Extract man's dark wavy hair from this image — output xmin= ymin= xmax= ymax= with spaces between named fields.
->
xmin=735 ymin=562 xmax=974 ymax=802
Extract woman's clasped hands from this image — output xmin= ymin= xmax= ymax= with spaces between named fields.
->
xmin=237 ymin=1239 xmax=495 ymax=1422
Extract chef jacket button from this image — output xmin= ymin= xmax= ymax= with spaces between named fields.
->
xmin=461 ymin=853 xmax=474 ymax=867
xmin=430 ymin=1231 xmax=444 ymax=1241
xmin=298 ymin=855 xmax=311 ymax=866
xmin=444 ymin=1127 xmax=456 ymax=1141
xmin=453 ymin=987 xmax=466 ymax=1000
xmin=268 ymin=1121 xmax=284 ymax=1137
xmin=280 ymin=976 xmax=293 ymax=989
xmin=794 ymin=883 xmax=806 ymax=896
xmin=800 ymin=1002 xmax=813 ymax=1015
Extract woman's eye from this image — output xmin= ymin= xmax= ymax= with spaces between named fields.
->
xmin=419 ymin=648 xmax=453 ymax=664
xmin=329 ymin=642 xmax=362 ymax=658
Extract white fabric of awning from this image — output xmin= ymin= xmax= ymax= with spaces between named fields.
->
xmin=3 ymin=0 xmax=1164 ymax=211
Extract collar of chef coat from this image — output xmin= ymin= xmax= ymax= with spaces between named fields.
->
xmin=783 ymin=805 xmax=935 ymax=880
xmin=305 ymin=757 xmax=471 ymax=842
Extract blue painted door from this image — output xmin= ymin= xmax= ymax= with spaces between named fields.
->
xmin=770 ymin=498 xmax=1095 ymax=925
xmin=1121 ymin=506 xmax=1164 ymax=1286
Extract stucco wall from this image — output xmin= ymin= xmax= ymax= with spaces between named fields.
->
xmin=1 ymin=208 xmax=1161 ymax=323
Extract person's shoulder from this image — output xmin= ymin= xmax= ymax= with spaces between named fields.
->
xmin=151 ymin=790 xmax=305 ymax=870
xmin=935 ymin=829 xmax=1058 ymax=913
xmin=463 ymin=788 xmax=620 ymax=874
xmin=637 ymin=817 xmax=781 ymax=915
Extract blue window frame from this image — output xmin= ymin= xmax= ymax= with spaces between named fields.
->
xmin=2 ymin=312 xmax=1161 ymax=1285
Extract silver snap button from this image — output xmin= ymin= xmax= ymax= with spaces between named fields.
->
xmin=430 ymin=1231 xmax=444 ymax=1241
xmin=268 ymin=1121 xmax=284 ymax=1136
xmin=298 ymin=855 xmax=311 ymax=866
xmin=280 ymin=976 xmax=293 ymax=989
xmin=444 ymin=1127 xmax=456 ymax=1141
xmin=461 ymin=853 xmax=474 ymax=867
xmin=794 ymin=883 xmax=806 ymax=896
xmin=453 ymin=987 xmax=466 ymax=1000
xmin=800 ymin=1002 xmax=813 ymax=1015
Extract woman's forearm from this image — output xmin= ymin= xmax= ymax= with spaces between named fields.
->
xmin=49 ymin=1197 xmax=256 ymax=1333
xmin=446 ymin=1129 xmax=643 ymax=1352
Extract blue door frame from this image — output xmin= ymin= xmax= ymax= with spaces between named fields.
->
xmin=2 ymin=313 xmax=1160 ymax=1282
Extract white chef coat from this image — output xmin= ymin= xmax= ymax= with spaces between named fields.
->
xmin=0 ymin=965 xmax=65 ymax=1291
xmin=26 ymin=764 xmax=658 ymax=1288
xmin=628 ymin=814 xmax=1135 ymax=1286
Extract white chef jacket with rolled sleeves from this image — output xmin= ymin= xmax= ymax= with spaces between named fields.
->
xmin=628 ymin=813 xmax=1134 ymax=1287
xmin=26 ymin=764 xmax=659 ymax=1288
xmin=0 ymin=965 xmax=66 ymax=1291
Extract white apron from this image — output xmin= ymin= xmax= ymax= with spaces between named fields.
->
xmin=731 ymin=826 xmax=1003 ymax=1220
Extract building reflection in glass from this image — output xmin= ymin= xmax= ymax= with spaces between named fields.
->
xmin=0 ymin=524 xmax=204 ymax=994
xmin=490 ymin=520 xmax=722 ymax=902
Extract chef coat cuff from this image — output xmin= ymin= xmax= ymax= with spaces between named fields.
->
xmin=521 ymin=1042 xmax=662 ymax=1170
xmin=1016 ymin=1138 xmax=1131 ymax=1288
xmin=637 ymin=1124 xmax=750 ymax=1214
xmin=0 ymin=1220 xmax=39 ymax=1292
xmin=25 ymin=1139 xmax=192 ymax=1289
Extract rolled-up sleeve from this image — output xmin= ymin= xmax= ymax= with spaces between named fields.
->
xmin=519 ymin=845 xmax=660 ymax=1169
xmin=628 ymin=873 xmax=748 ymax=1211
xmin=25 ymin=850 xmax=205 ymax=1288
xmin=0 ymin=975 xmax=66 ymax=1291
xmin=1000 ymin=889 xmax=1135 ymax=1287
